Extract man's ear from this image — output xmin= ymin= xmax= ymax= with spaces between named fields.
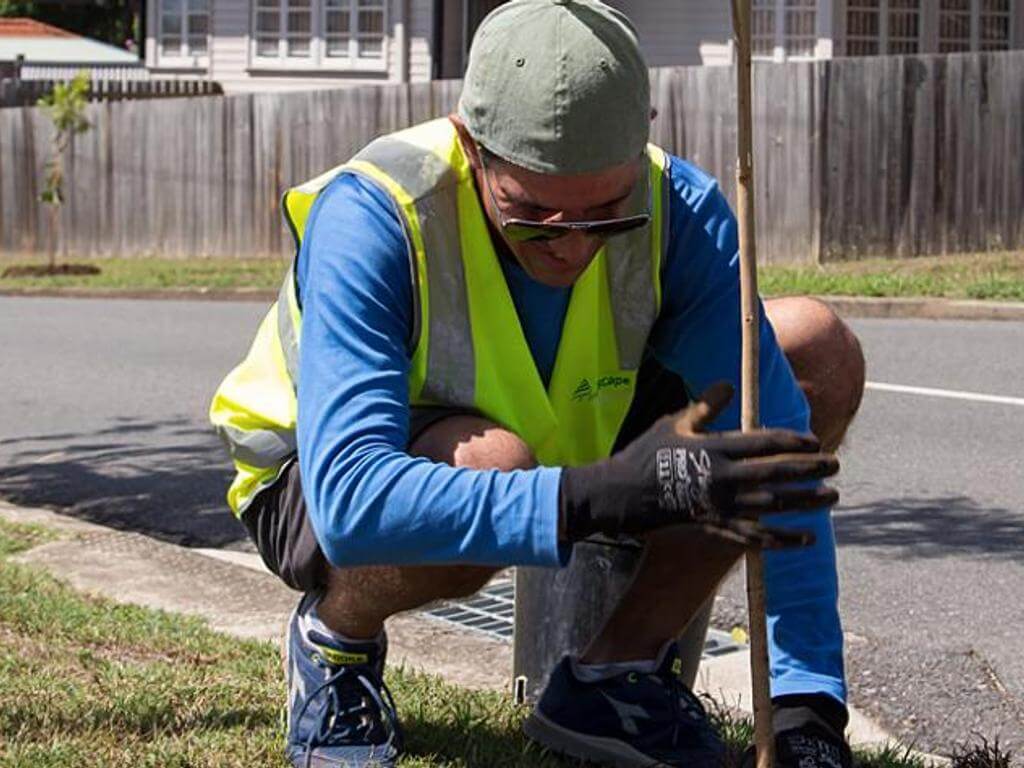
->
xmin=449 ymin=113 xmax=482 ymax=171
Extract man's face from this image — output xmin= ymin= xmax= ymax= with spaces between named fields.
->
xmin=472 ymin=148 xmax=645 ymax=289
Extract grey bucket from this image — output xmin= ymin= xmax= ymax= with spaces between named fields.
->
xmin=512 ymin=537 xmax=712 ymax=703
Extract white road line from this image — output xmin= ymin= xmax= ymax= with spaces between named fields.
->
xmin=865 ymin=381 xmax=1024 ymax=407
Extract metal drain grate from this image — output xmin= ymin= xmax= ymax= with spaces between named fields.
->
xmin=424 ymin=577 xmax=745 ymax=657
xmin=425 ymin=576 xmax=515 ymax=640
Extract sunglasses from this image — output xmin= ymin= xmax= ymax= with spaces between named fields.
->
xmin=477 ymin=147 xmax=651 ymax=243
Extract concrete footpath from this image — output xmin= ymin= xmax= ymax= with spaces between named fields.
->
xmin=0 ymin=498 xmax=902 ymax=753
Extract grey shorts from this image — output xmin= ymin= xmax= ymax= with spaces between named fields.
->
xmin=241 ymin=357 xmax=689 ymax=593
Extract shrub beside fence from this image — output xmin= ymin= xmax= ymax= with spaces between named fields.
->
xmin=1 ymin=51 xmax=1022 ymax=264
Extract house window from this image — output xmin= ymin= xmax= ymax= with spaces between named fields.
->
xmin=939 ymin=0 xmax=972 ymax=52
xmin=159 ymin=0 xmax=209 ymax=59
xmin=752 ymin=0 xmax=777 ymax=57
xmin=847 ymin=0 xmax=881 ymax=56
xmin=979 ymin=0 xmax=1012 ymax=50
xmin=887 ymin=0 xmax=921 ymax=53
xmin=255 ymin=0 xmax=312 ymax=58
xmin=325 ymin=0 xmax=386 ymax=60
xmin=751 ymin=0 xmax=818 ymax=60
xmin=784 ymin=0 xmax=817 ymax=57
xmin=253 ymin=0 xmax=386 ymax=67
xmin=846 ymin=0 xmax=921 ymax=56
xmin=937 ymin=0 xmax=1012 ymax=53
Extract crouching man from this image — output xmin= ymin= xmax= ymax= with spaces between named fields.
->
xmin=210 ymin=2 xmax=865 ymax=766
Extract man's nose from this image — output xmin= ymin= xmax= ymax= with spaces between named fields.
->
xmin=550 ymin=230 xmax=600 ymax=266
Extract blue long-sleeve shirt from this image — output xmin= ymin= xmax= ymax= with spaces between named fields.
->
xmin=295 ymin=154 xmax=845 ymax=703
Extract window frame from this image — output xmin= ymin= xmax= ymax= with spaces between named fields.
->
xmin=750 ymin=0 xmax=823 ymax=62
xmin=248 ymin=0 xmax=389 ymax=73
xmin=845 ymin=0 xmax=923 ymax=56
xmin=977 ymin=0 xmax=1013 ymax=51
xmin=842 ymin=0 xmax=1017 ymax=57
xmin=155 ymin=0 xmax=211 ymax=69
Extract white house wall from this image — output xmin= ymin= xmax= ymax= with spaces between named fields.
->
xmin=147 ymin=0 xmax=434 ymax=93
xmin=607 ymin=0 xmax=735 ymax=66
xmin=408 ymin=0 xmax=433 ymax=82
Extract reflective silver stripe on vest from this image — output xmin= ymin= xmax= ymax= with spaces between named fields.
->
xmin=217 ymin=423 xmax=296 ymax=468
xmin=350 ymin=135 xmax=476 ymax=407
xmin=347 ymin=133 xmax=666 ymax=398
xmin=604 ymin=162 xmax=666 ymax=371
xmin=277 ymin=265 xmax=301 ymax=388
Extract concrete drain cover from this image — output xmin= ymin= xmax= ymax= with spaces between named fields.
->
xmin=425 ymin=577 xmax=745 ymax=657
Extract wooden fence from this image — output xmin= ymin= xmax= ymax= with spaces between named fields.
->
xmin=0 ymin=77 xmax=224 ymax=109
xmin=1 ymin=51 xmax=1022 ymax=263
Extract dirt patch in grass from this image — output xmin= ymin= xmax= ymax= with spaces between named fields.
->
xmin=1 ymin=263 xmax=101 ymax=279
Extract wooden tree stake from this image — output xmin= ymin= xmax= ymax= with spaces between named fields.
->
xmin=729 ymin=2 xmax=774 ymax=768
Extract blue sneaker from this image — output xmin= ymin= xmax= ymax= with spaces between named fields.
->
xmin=524 ymin=641 xmax=726 ymax=768
xmin=284 ymin=592 xmax=402 ymax=768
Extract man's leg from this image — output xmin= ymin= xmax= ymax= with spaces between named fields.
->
xmin=580 ymin=297 xmax=866 ymax=664
xmin=279 ymin=415 xmax=532 ymax=767
xmin=314 ymin=415 xmax=532 ymax=638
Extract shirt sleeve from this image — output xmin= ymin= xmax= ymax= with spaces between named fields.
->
xmin=650 ymin=156 xmax=847 ymax=704
xmin=295 ymin=174 xmax=566 ymax=569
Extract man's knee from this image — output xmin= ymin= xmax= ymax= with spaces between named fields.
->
xmin=765 ymin=297 xmax=866 ymax=450
xmin=410 ymin=415 xmax=537 ymax=471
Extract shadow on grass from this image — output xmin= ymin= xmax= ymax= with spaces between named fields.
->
xmin=0 ymin=416 xmax=245 ymax=548
xmin=400 ymin=712 xmax=576 ymax=768
xmin=833 ymin=495 xmax=1024 ymax=560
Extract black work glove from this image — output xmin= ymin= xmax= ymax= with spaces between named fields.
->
xmin=559 ymin=381 xmax=839 ymax=548
xmin=742 ymin=695 xmax=853 ymax=768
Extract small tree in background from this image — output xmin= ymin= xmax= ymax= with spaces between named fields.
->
xmin=37 ymin=71 xmax=92 ymax=270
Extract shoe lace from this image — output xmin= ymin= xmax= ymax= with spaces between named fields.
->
xmin=666 ymin=673 xmax=713 ymax=749
xmin=294 ymin=660 xmax=403 ymax=768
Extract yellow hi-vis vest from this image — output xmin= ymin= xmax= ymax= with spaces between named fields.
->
xmin=210 ymin=118 xmax=670 ymax=517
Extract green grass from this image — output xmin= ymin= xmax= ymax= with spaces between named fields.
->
xmin=760 ymin=252 xmax=1024 ymax=301
xmin=0 ymin=520 xmax=1006 ymax=767
xmin=1 ymin=252 xmax=1022 ymax=300
xmin=0 ymin=518 xmax=58 ymax=557
xmin=0 ymin=257 xmax=289 ymax=292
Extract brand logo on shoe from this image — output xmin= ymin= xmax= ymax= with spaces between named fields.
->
xmin=572 ymin=375 xmax=630 ymax=402
xmin=599 ymin=691 xmax=652 ymax=736
xmin=671 ymin=658 xmax=684 ymax=678
xmin=316 ymin=646 xmax=369 ymax=666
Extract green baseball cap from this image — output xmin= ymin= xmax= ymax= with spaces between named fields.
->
xmin=457 ymin=0 xmax=651 ymax=175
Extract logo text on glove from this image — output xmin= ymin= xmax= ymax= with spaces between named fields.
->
xmin=656 ymin=447 xmax=714 ymax=519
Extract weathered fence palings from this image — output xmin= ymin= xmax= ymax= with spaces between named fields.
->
xmin=1 ymin=51 xmax=1022 ymax=264
xmin=0 ymin=78 xmax=224 ymax=109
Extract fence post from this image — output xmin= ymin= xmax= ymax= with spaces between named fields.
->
xmin=14 ymin=54 xmax=24 ymax=106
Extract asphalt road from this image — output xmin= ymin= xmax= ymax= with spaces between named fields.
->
xmin=2 ymin=296 xmax=1022 ymax=754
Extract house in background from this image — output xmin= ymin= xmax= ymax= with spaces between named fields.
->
xmin=1 ymin=17 xmax=144 ymax=81
xmin=145 ymin=0 xmax=1024 ymax=94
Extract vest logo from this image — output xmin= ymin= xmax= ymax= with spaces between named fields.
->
xmin=572 ymin=375 xmax=631 ymax=402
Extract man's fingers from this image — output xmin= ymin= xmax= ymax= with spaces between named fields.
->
xmin=673 ymin=381 xmax=734 ymax=435
xmin=732 ymin=485 xmax=839 ymax=515
xmin=714 ymin=429 xmax=821 ymax=459
xmin=730 ymin=453 xmax=839 ymax=485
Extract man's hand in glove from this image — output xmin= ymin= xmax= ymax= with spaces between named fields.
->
xmin=559 ymin=381 xmax=839 ymax=547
